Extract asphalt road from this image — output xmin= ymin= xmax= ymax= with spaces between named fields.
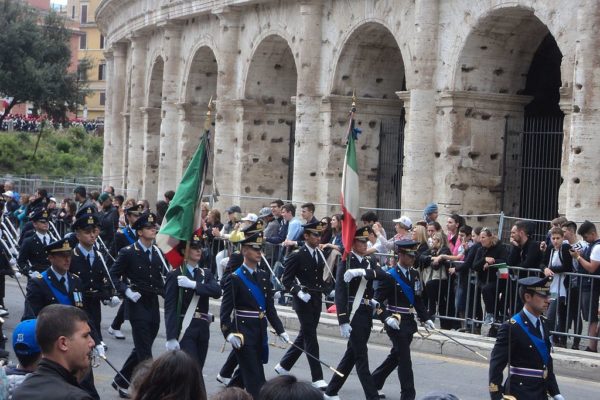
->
xmin=2 ymin=277 xmax=599 ymax=399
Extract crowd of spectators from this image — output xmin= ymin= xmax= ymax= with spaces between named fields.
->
xmin=0 ymin=114 xmax=103 ymax=133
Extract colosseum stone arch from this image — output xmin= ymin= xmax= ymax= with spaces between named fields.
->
xmin=97 ymin=0 xmax=600 ymax=221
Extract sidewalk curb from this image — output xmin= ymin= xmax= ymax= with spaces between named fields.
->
xmin=209 ymin=300 xmax=600 ymax=381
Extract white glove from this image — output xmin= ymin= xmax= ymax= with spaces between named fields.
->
xmin=94 ymin=344 xmax=106 ymax=358
xmin=369 ymin=299 xmax=380 ymax=309
xmin=10 ymin=248 xmax=18 ymax=257
xmin=125 ymin=288 xmax=141 ymax=303
xmin=8 ymin=258 xmax=17 ymax=268
xmin=553 ymin=395 xmax=565 ymax=400
xmin=28 ymin=271 xmax=42 ymax=279
xmin=165 ymin=339 xmax=180 ymax=351
xmin=424 ymin=320 xmax=435 ymax=330
xmin=177 ymin=275 xmax=197 ymax=289
xmin=279 ymin=332 xmax=290 ymax=344
xmin=343 ymin=268 xmax=366 ymax=282
xmin=328 ymin=289 xmax=335 ymax=298
xmin=273 ymin=291 xmax=282 ymax=301
xmin=340 ymin=323 xmax=352 ymax=338
xmin=109 ymin=296 xmax=121 ymax=308
xmin=13 ymin=271 xmax=22 ymax=279
xmin=226 ymin=333 xmax=242 ymax=349
xmin=385 ymin=316 xmax=400 ymax=330
xmin=297 ymin=290 xmax=311 ymax=303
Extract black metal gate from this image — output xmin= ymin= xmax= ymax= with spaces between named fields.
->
xmin=377 ymin=114 xmax=405 ymax=229
xmin=502 ymin=115 xmax=564 ymax=221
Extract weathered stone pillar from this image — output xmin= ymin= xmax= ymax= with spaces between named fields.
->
xmin=214 ymin=8 xmax=242 ymax=205
xmin=398 ymin=0 xmax=439 ymax=211
xmin=565 ymin=0 xmax=600 ymax=221
xmin=158 ymin=22 xmax=183 ymax=198
xmin=126 ymin=35 xmax=147 ymax=192
xmin=108 ymin=42 xmax=128 ymax=190
xmin=102 ymin=49 xmax=114 ymax=188
xmin=434 ymin=91 xmax=531 ymax=215
xmin=141 ymin=107 xmax=161 ymax=202
xmin=176 ymin=102 xmax=204 ymax=182
xmin=292 ymin=0 xmax=324 ymax=206
xmin=558 ymin=86 xmax=573 ymax=216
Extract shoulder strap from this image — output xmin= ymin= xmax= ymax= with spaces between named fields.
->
xmin=512 ymin=313 xmax=549 ymax=365
xmin=121 ymin=227 xmax=136 ymax=244
xmin=41 ymin=271 xmax=73 ymax=306
xmin=233 ymin=266 xmax=266 ymax=311
xmin=387 ymin=268 xmax=415 ymax=305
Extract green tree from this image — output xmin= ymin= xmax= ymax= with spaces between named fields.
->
xmin=0 ymin=0 xmax=90 ymax=124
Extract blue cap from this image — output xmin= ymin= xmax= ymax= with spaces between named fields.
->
xmin=12 ymin=319 xmax=41 ymax=356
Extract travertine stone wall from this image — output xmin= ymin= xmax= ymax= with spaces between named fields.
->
xmin=97 ymin=0 xmax=600 ymax=220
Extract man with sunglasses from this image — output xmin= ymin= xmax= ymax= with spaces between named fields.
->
xmin=275 ymin=221 xmax=328 ymax=390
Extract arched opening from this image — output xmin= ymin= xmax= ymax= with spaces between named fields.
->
xmin=332 ymin=23 xmax=405 ymax=227
xmin=242 ymin=34 xmax=297 ymax=208
xmin=143 ymin=56 xmax=163 ymax=202
xmin=180 ymin=46 xmax=218 ymax=181
xmin=456 ymin=8 xmax=563 ymax=222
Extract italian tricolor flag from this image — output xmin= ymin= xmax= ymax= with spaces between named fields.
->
xmin=340 ymin=113 xmax=359 ymax=261
xmin=156 ymin=133 xmax=209 ymax=268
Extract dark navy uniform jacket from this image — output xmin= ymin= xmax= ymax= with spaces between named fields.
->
xmin=164 ymin=264 xmax=221 ymax=341
xmin=109 ymin=242 xmax=165 ymax=321
xmin=70 ymin=246 xmax=113 ymax=300
xmin=335 ymin=252 xmax=384 ymax=325
xmin=374 ymin=265 xmax=429 ymax=334
xmin=25 ymin=267 xmax=101 ymax=344
xmin=488 ymin=310 xmax=560 ymax=400
xmin=111 ymin=226 xmax=136 ymax=258
xmin=220 ymin=265 xmax=284 ymax=345
xmin=282 ymin=244 xmax=325 ymax=296
xmin=18 ymin=233 xmax=51 ymax=273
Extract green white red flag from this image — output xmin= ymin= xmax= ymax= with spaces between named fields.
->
xmin=340 ymin=104 xmax=359 ymax=261
xmin=156 ymin=133 xmax=209 ymax=268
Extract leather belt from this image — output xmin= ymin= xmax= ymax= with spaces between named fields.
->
xmin=348 ymin=296 xmax=371 ymax=306
xmin=235 ymin=309 xmax=265 ymax=319
xmin=509 ymin=366 xmax=547 ymax=379
xmin=387 ymin=305 xmax=414 ymax=314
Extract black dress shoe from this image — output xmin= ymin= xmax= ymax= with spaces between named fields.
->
xmin=112 ymin=380 xmax=131 ymax=399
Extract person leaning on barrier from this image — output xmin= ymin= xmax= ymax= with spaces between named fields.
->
xmin=488 ymin=276 xmax=564 ymax=400
xmin=569 ymin=220 xmax=600 ymax=353
xmin=541 ymin=227 xmax=573 ymax=348
xmin=473 ymin=228 xmax=508 ymax=327
xmin=560 ymin=221 xmax=585 ymax=350
xmin=508 ymin=220 xmax=543 ymax=280
xmin=12 ymin=304 xmax=96 ymax=400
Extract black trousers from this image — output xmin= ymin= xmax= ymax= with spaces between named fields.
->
xmin=233 ymin=342 xmax=266 ymax=399
xmin=180 ymin=322 xmax=210 ymax=371
xmin=111 ymin=302 xmax=125 ymax=330
xmin=325 ymin=307 xmax=378 ymax=400
xmin=114 ymin=317 xmax=159 ymax=387
xmin=83 ymin=296 xmax=103 ymax=342
xmin=372 ymin=327 xmax=416 ymax=400
xmin=279 ymin=296 xmax=323 ymax=381
xmin=220 ymin=350 xmax=238 ymax=377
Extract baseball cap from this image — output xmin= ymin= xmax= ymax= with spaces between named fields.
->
xmin=392 ymin=215 xmax=413 ymax=230
xmin=226 ymin=205 xmax=242 ymax=214
xmin=241 ymin=213 xmax=258 ymax=222
xmin=13 ymin=319 xmax=41 ymax=356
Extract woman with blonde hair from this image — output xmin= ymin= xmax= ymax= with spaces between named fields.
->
xmin=423 ymin=231 xmax=455 ymax=329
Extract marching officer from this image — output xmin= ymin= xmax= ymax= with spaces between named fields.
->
xmin=69 ymin=209 xmax=120 ymax=348
xmin=324 ymin=226 xmax=385 ymax=400
xmin=24 ymin=238 xmax=102 ymax=399
xmin=108 ymin=203 xmax=144 ymax=340
xmin=488 ymin=276 xmax=564 ymax=400
xmin=371 ymin=240 xmax=435 ymax=400
xmin=18 ymin=208 xmax=52 ymax=275
xmin=220 ymin=231 xmax=290 ymax=399
xmin=109 ymin=212 xmax=166 ymax=398
xmin=275 ymin=220 xmax=328 ymax=390
xmin=164 ymin=233 xmax=221 ymax=371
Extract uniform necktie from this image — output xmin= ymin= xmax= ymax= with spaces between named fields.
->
xmin=59 ymin=276 xmax=67 ymax=292
xmin=146 ymin=249 xmax=151 ymax=262
xmin=313 ymin=250 xmax=318 ymax=264
xmin=87 ymin=254 xmax=92 ymax=269
xmin=43 ymin=236 xmax=48 ymax=246
xmin=536 ymin=319 xmax=543 ymax=339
